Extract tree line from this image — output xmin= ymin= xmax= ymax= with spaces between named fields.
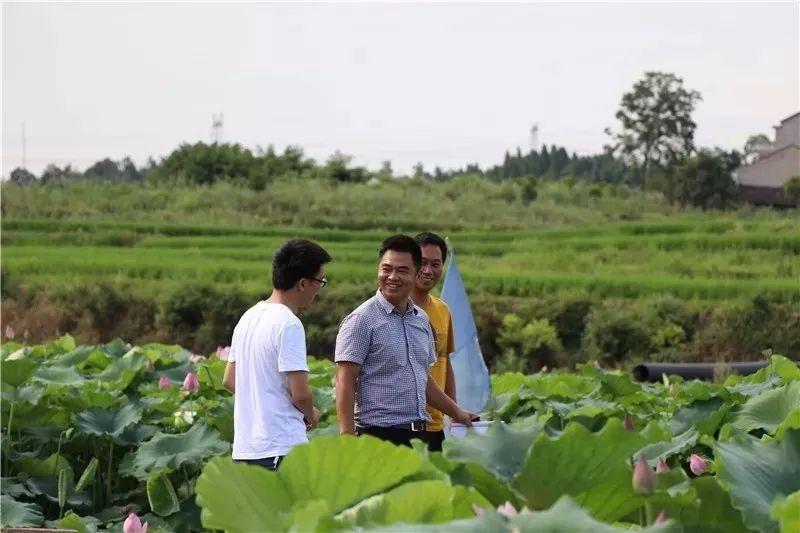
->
xmin=7 ymin=71 xmax=793 ymax=209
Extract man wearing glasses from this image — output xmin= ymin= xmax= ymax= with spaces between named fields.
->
xmin=223 ymin=239 xmax=331 ymax=470
xmin=334 ymin=234 xmax=475 ymax=447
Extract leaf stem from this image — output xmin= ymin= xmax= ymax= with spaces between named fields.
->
xmin=4 ymin=401 xmax=15 ymax=474
xmin=106 ymin=439 xmax=114 ymax=506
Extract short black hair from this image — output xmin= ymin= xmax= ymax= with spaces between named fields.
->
xmin=379 ymin=234 xmax=422 ymax=270
xmin=272 ymin=239 xmax=332 ymax=290
xmin=414 ymin=232 xmax=447 ymax=263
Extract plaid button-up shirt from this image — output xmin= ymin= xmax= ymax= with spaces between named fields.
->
xmin=335 ymin=289 xmax=436 ymax=427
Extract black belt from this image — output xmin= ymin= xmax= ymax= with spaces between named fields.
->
xmin=358 ymin=420 xmax=427 ymax=432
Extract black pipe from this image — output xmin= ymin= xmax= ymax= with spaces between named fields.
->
xmin=632 ymin=362 xmax=775 ymax=382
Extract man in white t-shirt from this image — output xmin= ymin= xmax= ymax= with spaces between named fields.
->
xmin=222 ymin=238 xmax=331 ymax=470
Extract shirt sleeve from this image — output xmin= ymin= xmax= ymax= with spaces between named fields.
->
xmin=335 ymin=313 xmax=370 ymax=366
xmin=427 ymin=323 xmax=437 ymax=366
xmin=446 ymin=313 xmax=456 ymax=357
xmin=277 ymin=322 xmax=308 ymax=372
xmin=227 ymin=347 xmax=236 ymax=363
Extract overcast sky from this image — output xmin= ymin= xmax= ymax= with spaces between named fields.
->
xmin=2 ymin=1 xmax=798 ymax=176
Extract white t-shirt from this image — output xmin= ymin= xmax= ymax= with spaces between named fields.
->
xmin=229 ymin=302 xmax=309 ymax=459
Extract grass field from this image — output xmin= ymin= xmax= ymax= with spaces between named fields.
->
xmin=3 ymin=215 xmax=799 ymax=302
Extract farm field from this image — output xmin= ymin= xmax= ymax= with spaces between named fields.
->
xmin=3 ymin=216 xmax=799 ymax=302
xmin=1 ymin=337 xmax=798 ymax=531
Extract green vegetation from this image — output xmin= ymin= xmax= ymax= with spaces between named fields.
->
xmin=1 ymin=179 xmax=798 ymax=364
xmin=2 ymin=337 xmax=798 ymax=531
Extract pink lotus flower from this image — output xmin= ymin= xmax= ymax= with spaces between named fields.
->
xmin=689 ymin=453 xmax=708 ymax=475
xmin=623 ymin=414 xmax=636 ymax=432
xmin=655 ymin=458 xmax=670 ymax=473
xmin=217 ymin=346 xmax=231 ymax=360
xmin=123 ymin=513 xmax=148 ymax=533
xmin=655 ymin=509 xmax=668 ymax=524
xmin=632 ymin=455 xmax=655 ymax=496
xmin=472 ymin=501 xmax=532 ymax=518
xmin=182 ymin=372 xmax=199 ymax=392
xmin=188 ymin=353 xmax=206 ymax=363
xmin=4 ymin=325 xmax=15 ymax=339
xmin=158 ymin=376 xmax=170 ymax=390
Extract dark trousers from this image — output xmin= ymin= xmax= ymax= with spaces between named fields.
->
xmin=425 ymin=430 xmax=445 ymax=452
xmin=356 ymin=426 xmax=425 ymax=447
xmin=236 ymin=456 xmax=284 ymax=471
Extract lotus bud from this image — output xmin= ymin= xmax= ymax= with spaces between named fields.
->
xmin=4 ymin=325 xmax=15 ymax=339
xmin=188 ymin=353 xmax=206 ymax=363
xmin=668 ymin=383 xmax=677 ymax=396
xmin=632 ymin=455 xmax=655 ymax=496
xmin=541 ymin=365 xmax=548 ymax=373
xmin=623 ymin=414 xmax=636 ymax=432
xmin=655 ymin=458 xmax=670 ymax=473
xmin=123 ymin=513 xmax=149 ymax=533
xmin=158 ymin=376 xmax=170 ymax=390
xmin=655 ymin=509 xmax=668 ymax=524
xmin=593 ymin=359 xmax=603 ymax=369
xmin=217 ymin=346 xmax=231 ymax=360
xmin=146 ymin=360 xmax=155 ymax=373
xmin=472 ymin=503 xmax=485 ymax=517
xmin=689 ymin=453 xmax=708 ymax=475
xmin=497 ymin=501 xmax=518 ymax=518
xmin=182 ymin=372 xmax=199 ymax=392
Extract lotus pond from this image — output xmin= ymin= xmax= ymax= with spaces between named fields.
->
xmin=1 ymin=336 xmax=798 ymax=532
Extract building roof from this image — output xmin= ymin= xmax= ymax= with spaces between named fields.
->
xmin=780 ymin=111 xmax=800 ymax=124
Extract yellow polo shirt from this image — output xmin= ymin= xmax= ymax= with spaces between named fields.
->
xmin=421 ymin=295 xmax=456 ymax=432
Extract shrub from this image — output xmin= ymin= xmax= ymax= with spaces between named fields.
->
xmin=158 ymin=284 xmax=250 ymax=352
xmin=582 ymin=306 xmax=651 ymax=364
xmin=494 ymin=314 xmax=562 ymax=373
xmin=56 ymin=283 xmax=157 ymax=343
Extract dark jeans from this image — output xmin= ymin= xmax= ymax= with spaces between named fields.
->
xmin=425 ymin=430 xmax=445 ymax=452
xmin=356 ymin=426 xmax=427 ymax=447
xmin=236 ymin=456 xmax=284 ymax=471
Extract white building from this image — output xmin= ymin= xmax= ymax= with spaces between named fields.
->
xmin=736 ymin=112 xmax=800 ymax=207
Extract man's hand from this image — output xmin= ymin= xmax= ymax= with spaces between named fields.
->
xmin=306 ymin=406 xmax=321 ymax=430
xmin=451 ymin=408 xmax=477 ymax=426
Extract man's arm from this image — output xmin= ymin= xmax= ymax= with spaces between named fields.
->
xmin=222 ymin=362 xmax=236 ymax=393
xmin=444 ymin=358 xmax=456 ymax=402
xmin=426 ymin=375 xmax=474 ymax=425
xmin=286 ymin=371 xmax=319 ymax=429
xmin=335 ymin=362 xmax=360 ymax=435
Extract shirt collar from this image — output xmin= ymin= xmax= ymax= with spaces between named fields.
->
xmin=375 ymin=289 xmax=418 ymax=316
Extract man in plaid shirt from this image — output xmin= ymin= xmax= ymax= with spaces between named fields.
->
xmin=335 ymin=234 xmax=475 ymax=447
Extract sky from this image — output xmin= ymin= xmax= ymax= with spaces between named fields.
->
xmin=2 ymin=1 xmax=799 ymax=176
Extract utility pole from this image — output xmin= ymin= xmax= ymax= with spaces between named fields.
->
xmin=211 ymin=113 xmax=224 ymax=144
xmin=529 ymin=123 xmax=539 ymax=154
xmin=22 ymin=122 xmax=27 ymax=169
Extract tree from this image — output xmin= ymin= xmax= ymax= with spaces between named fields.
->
xmin=149 ymin=142 xmax=256 ymax=185
xmin=606 ymin=71 xmax=702 ymax=187
xmin=9 ymin=167 xmax=37 ymax=186
xmin=672 ymin=149 xmax=740 ymax=209
xmin=40 ymin=164 xmax=81 ymax=184
xmin=743 ymin=133 xmax=771 ymax=164
xmin=783 ymin=176 xmax=800 ymax=205
xmin=412 ymin=162 xmax=426 ymax=180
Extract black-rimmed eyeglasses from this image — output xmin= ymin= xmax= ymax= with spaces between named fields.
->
xmin=309 ymin=276 xmax=328 ymax=288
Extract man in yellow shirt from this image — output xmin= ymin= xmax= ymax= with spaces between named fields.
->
xmin=412 ymin=232 xmax=456 ymax=451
